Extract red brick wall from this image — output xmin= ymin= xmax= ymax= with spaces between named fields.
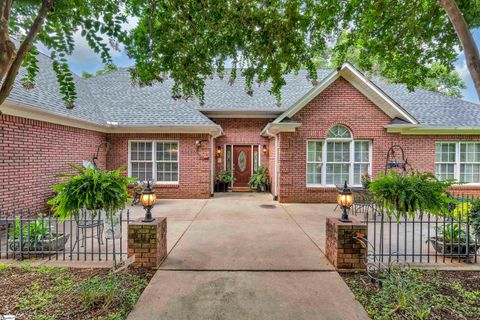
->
xmin=106 ymin=133 xmax=212 ymax=199
xmin=212 ymin=118 xmax=273 ymax=183
xmin=0 ymin=114 xmax=106 ymax=213
xmin=278 ymin=77 xmax=480 ymax=203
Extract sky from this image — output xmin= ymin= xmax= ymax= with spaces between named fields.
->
xmin=64 ymin=24 xmax=480 ymax=105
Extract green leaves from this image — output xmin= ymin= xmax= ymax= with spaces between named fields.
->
xmin=248 ymin=166 xmax=269 ymax=191
xmin=8 ymin=0 xmax=127 ymax=108
xmin=125 ymin=0 xmax=478 ymax=103
xmin=48 ymin=165 xmax=135 ymax=220
xmin=369 ymin=170 xmax=454 ymax=220
xmin=125 ymin=0 xmax=338 ymax=105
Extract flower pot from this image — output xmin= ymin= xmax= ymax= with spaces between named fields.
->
xmin=428 ymin=237 xmax=478 ymax=256
xmin=216 ymin=181 xmax=227 ymax=192
xmin=8 ymin=233 xmax=70 ymax=252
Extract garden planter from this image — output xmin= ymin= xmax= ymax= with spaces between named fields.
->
xmin=8 ymin=233 xmax=70 ymax=252
xmin=215 ymin=181 xmax=227 ymax=192
xmin=428 ymin=237 xmax=478 ymax=256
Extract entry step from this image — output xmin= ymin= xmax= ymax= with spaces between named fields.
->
xmin=231 ymin=187 xmax=251 ymax=192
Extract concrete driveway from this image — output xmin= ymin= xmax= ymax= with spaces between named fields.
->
xmin=127 ymin=193 xmax=369 ymax=320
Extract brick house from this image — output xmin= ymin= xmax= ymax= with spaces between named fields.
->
xmin=2 ymin=52 xmax=480 ymax=212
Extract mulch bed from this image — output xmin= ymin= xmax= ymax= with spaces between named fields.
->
xmin=0 ymin=264 xmax=153 ymax=320
xmin=341 ymin=270 xmax=480 ymax=320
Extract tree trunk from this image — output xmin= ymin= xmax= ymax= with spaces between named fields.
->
xmin=439 ymin=0 xmax=480 ymax=100
xmin=0 ymin=0 xmax=54 ymax=108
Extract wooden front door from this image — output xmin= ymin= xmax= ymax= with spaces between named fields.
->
xmin=233 ymin=146 xmax=252 ymax=187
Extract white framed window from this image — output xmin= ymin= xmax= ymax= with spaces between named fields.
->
xmin=435 ymin=142 xmax=456 ymax=181
xmin=307 ymin=141 xmax=323 ymax=185
xmin=436 ymin=142 xmax=480 ymax=183
xmin=307 ymin=125 xmax=371 ymax=187
xmin=129 ymin=140 xmax=179 ymax=184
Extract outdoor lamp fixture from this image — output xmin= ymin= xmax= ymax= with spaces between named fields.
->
xmin=216 ymin=146 xmax=222 ymax=157
xmin=140 ymin=181 xmax=156 ymax=222
xmin=262 ymin=145 xmax=268 ymax=154
xmin=337 ymin=180 xmax=354 ymax=223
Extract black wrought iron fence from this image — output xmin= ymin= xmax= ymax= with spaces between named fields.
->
xmin=352 ymin=193 xmax=479 ymax=264
xmin=0 ymin=209 xmax=130 ymax=263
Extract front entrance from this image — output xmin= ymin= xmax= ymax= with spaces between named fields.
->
xmin=233 ymin=146 xmax=252 ymax=188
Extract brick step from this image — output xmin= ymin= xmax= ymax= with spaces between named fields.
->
xmin=231 ymin=187 xmax=251 ymax=192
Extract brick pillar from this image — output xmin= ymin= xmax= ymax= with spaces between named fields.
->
xmin=128 ymin=218 xmax=167 ymax=269
xmin=325 ymin=216 xmax=367 ymax=270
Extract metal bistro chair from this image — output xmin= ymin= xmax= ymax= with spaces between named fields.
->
xmin=71 ymin=209 xmax=104 ymax=253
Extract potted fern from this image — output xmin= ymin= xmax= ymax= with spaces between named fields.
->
xmin=248 ymin=166 xmax=270 ymax=192
xmin=215 ymin=170 xmax=234 ymax=192
xmin=48 ymin=165 xmax=134 ymax=239
xmin=369 ymin=170 xmax=454 ymax=220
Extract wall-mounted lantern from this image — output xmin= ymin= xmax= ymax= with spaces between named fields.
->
xmin=262 ymin=145 xmax=268 ymax=155
xmin=216 ymin=146 xmax=222 ymax=157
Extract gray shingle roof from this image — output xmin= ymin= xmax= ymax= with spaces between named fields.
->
xmin=82 ymin=69 xmax=216 ymax=126
xmin=6 ymin=52 xmax=107 ymax=125
xmin=5 ymin=53 xmax=480 ymax=128
xmin=371 ymin=77 xmax=480 ymax=127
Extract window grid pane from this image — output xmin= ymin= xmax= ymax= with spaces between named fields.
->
xmin=156 ymin=142 xmax=179 ymax=183
xmin=460 ymin=143 xmax=480 ymax=183
xmin=327 ymin=142 xmax=350 ymax=162
xmin=130 ymin=142 xmax=153 ymax=181
xmin=306 ymin=141 xmax=323 ymax=185
xmin=326 ymin=164 xmax=350 ymax=185
xmin=460 ymin=164 xmax=480 ymax=183
xmin=435 ymin=142 xmax=456 ymax=181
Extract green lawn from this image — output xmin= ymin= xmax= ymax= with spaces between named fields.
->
xmin=0 ymin=263 xmax=153 ymax=320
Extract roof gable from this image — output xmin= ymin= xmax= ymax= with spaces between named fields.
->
xmin=273 ymin=63 xmax=418 ymax=125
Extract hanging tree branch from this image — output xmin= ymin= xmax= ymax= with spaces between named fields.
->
xmin=0 ymin=0 xmax=54 ymax=107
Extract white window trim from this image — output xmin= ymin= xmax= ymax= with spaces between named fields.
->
xmin=435 ymin=141 xmax=480 ymax=185
xmin=306 ymin=141 xmax=323 ymax=186
xmin=128 ymin=140 xmax=180 ymax=185
xmin=306 ymin=139 xmax=372 ymax=188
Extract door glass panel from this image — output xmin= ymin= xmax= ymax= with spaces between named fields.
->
xmin=238 ymin=151 xmax=247 ymax=172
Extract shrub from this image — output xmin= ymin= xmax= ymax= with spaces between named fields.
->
xmin=9 ymin=216 xmax=50 ymax=241
xmin=469 ymin=199 xmax=480 ymax=239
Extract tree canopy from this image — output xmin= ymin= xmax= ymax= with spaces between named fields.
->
xmin=315 ymin=46 xmax=467 ymax=98
xmin=126 ymin=0 xmax=479 ymax=104
xmin=1 ymin=0 xmax=479 ymax=110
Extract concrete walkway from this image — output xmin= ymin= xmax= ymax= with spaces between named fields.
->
xmin=128 ymin=193 xmax=369 ymax=320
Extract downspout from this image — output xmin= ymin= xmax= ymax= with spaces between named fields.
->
xmin=273 ymin=134 xmax=279 ymax=201
xmin=264 ymin=126 xmax=279 ymax=201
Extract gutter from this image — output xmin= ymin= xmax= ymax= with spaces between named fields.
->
xmin=385 ymin=124 xmax=480 ymax=135
xmin=2 ymin=101 xmax=224 ymax=136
